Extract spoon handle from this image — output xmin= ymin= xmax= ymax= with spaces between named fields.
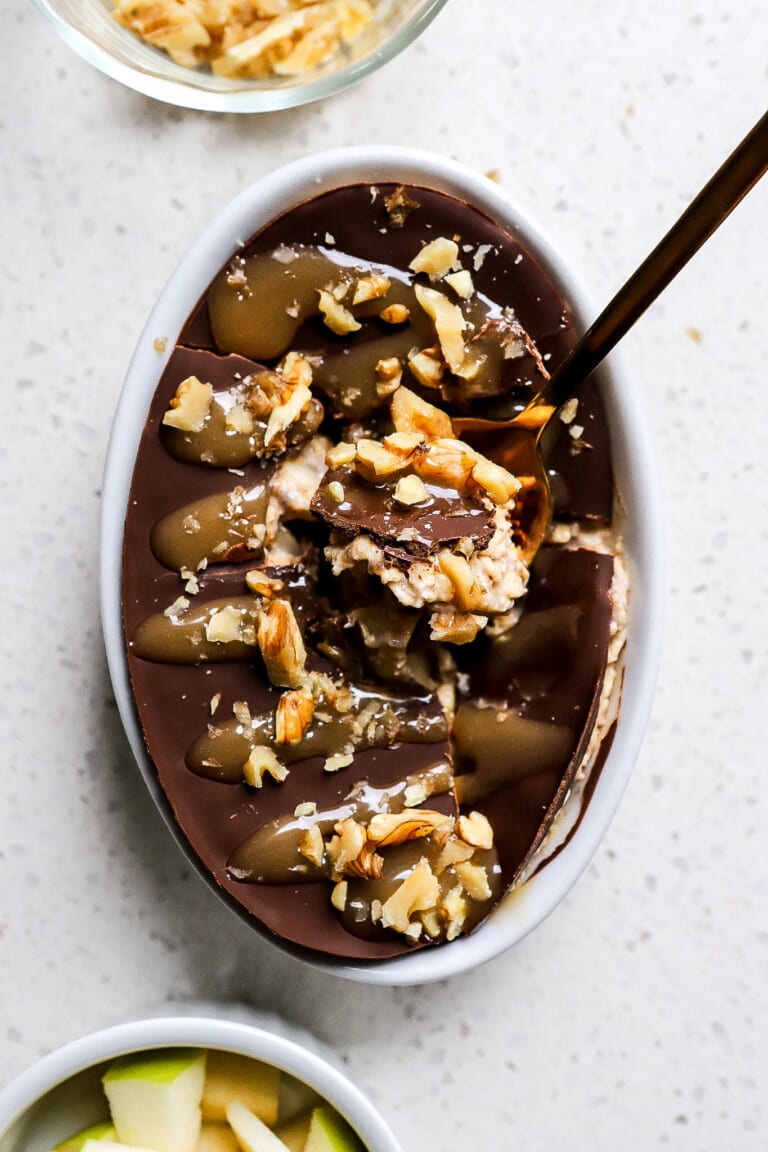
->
xmin=539 ymin=108 xmax=768 ymax=413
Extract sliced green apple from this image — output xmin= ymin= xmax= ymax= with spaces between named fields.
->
xmin=303 ymin=1107 xmax=365 ymax=1152
xmin=202 ymin=1052 xmax=280 ymax=1127
xmin=52 ymin=1122 xmax=116 ymax=1151
xmin=273 ymin=1111 xmax=312 ymax=1152
xmin=197 ymin=1123 xmax=240 ymax=1152
xmin=225 ymin=1100 xmax=291 ymax=1152
xmin=102 ymin=1049 xmax=206 ymax=1152
xmin=82 ymin=1142 xmax=158 ymax=1152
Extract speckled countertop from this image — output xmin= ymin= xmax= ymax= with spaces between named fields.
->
xmin=2 ymin=0 xmax=767 ymax=1147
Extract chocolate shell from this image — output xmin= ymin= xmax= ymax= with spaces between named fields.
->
xmin=122 ymin=183 xmax=617 ymax=960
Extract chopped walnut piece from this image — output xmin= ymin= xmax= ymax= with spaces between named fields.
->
xmin=220 ymin=8 xmax=311 ymax=67
xmin=153 ymin=336 xmax=168 ymax=353
xmin=455 ymin=860 xmax=492 ymax=901
xmin=112 ymin=0 xmax=210 ymax=67
xmin=352 ymin=273 xmax=391 ymax=305
xmin=471 ymin=457 xmax=521 ymax=505
xmin=294 ymin=801 xmax=317 ymax=818
xmin=438 ymin=551 xmax=483 ymax=611
xmin=243 ymin=746 xmax=288 ymax=788
xmin=180 ymin=566 xmax=199 ymax=594
xmin=420 ymin=909 xmax=442 ymax=938
xmin=429 ymin=607 xmax=487 ymax=645
xmin=328 ymin=817 xmax=366 ymax=873
xmin=299 ymin=824 xmax=325 ymax=867
xmin=435 ymin=837 xmax=475 ymax=874
xmin=375 ymin=356 xmax=403 ymax=397
xmin=257 ymin=599 xmax=306 ymax=688
xmin=458 ymin=810 xmax=495 ymax=850
xmin=390 ymin=386 xmax=454 ymax=440
xmin=275 ymin=689 xmax=314 ymax=745
xmin=394 ymin=474 xmax=429 ymax=506
xmin=407 ymin=347 xmax=444 ymax=390
xmin=384 ymin=431 xmax=425 ymax=455
xmin=444 ymin=270 xmax=474 ymax=299
xmin=384 ymin=185 xmax=420 ymax=228
xmin=264 ymin=381 xmax=312 ymax=448
xmin=379 ymin=303 xmax=410 ymax=325
xmin=245 ymin=570 xmax=285 ymax=598
xmin=162 ymin=375 xmax=213 ymax=433
xmin=164 ymin=595 xmax=189 ymax=620
xmin=473 ymin=244 xmax=493 ymax=271
xmin=331 ymin=880 xmax=348 ymax=911
xmin=441 ymin=884 xmax=468 ymax=941
xmin=381 ymin=858 xmax=440 ymax=934
xmin=416 ymin=437 xmax=479 ymax=488
xmin=232 ymin=700 xmax=252 ymax=727
xmin=559 ymin=397 xmax=579 ymax=425
xmin=342 ymin=843 xmax=384 ymax=880
xmin=403 ymin=781 xmax=428 ymax=808
xmin=409 ymin=237 xmax=459 ymax=281
xmin=279 ymin=351 xmax=314 ymax=390
xmin=354 ymin=439 xmax=413 ymax=482
xmin=327 ymin=480 xmax=345 ymax=503
xmin=224 ymin=403 xmax=255 ymax=435
xmin=414 ymin=285 xmax=466 ymax=374
xmin=326 ymin=441 xmax=357 ymax=468
xmin=266 ymin=2 xmax=373 ymax=78
xmin=366 ymin=809 xmax=450 ymax=847
xmin=324 ymin=751 xmax=354 ymax=772
xmin=205 ymin=605 xmax=245 ymax=644
xmin=318 ymin=289 xmax=361 ymax=335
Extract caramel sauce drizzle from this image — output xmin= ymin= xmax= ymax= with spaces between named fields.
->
xmin=187 ymin=683 xmax=449 ymax=783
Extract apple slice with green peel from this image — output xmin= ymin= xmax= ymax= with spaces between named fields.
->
xmin=202 ymin=1053 xmax=280 ymax=1126
xmin=273 ymin=1111 xmax=312 ymax=1152
xmin=52 ymin=1122 xmax=116 ymax=1151
xmin=82 ymin=1142 xmax=157 ymax=1152
xmin=303 ymin=1108 xmax=365 ymax=1152
xmin=197 ymin=1123 xmax=240 ymax=1152
xmin=102 ymin=1049 xmax=206 ymax=1152
xmin=225 ymin=1101 xmax=291 ymax=1152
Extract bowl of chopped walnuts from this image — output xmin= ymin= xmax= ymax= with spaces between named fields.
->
xmin=31 ymin=0 xmax=449 ymax=112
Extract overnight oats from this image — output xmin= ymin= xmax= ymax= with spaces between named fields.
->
xmin=122 ymin=182 xmax=628 ymax=960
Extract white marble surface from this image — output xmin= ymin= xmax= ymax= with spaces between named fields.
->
xmin=2 ymin=0 xmax=767 ymax=1147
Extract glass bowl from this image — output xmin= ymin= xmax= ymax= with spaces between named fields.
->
xmin=31 ymin=0 xmax=449 ymax=112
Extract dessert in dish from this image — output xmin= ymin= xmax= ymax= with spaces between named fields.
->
xmin=48 ymin=1047 xmax=364 ymax=1152
xmin=123 ymin=182 xmax=627 ymax=960
xmin=112 ymin=0 xmax=379 ymax=79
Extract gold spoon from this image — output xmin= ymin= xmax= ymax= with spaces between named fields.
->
xmin=455 ymin=109 xmax=768 ymax=562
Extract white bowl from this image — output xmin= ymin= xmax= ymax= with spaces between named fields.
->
xmin=100 ymin=145 xmax=664 ymax=986
xmin=0 ymin=1008 xmax=402 ymax=1152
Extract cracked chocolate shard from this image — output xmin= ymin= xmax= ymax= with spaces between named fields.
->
xmin=311 ymin=466 xmax=496 ymax=557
